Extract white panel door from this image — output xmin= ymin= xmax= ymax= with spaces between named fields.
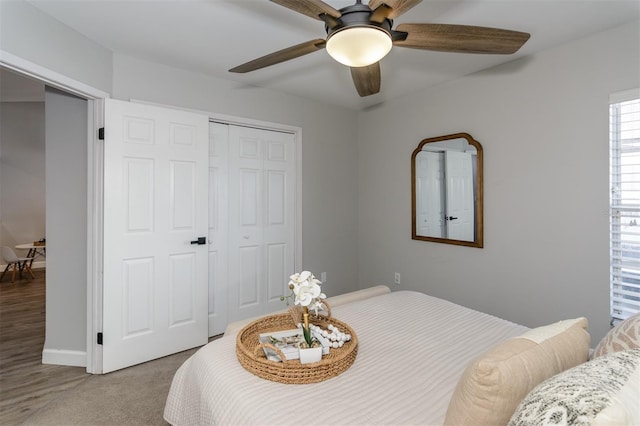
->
xmin=102 ymin=99 xmax=209 ymax=373
xmin=207 ymin=122 xmax=229 ymax=336
xmin=445 ymin=150 xmax=474 ymax=241
xmin=228 ymin=125 xmax=295 ymax=322
xmin=415 ymin=151 xmax=445 ymax=238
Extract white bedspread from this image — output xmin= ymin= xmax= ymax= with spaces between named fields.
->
xmin=164 ymin=291 xmax=528 ymax=425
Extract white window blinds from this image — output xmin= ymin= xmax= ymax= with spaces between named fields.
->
xmin=610 ymin=89 xmax=640 ymax=323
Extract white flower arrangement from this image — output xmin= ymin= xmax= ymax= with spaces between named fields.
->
xmin=281 ymin=271 xmax=327 ymax=347
xmin=288 ymin=271 xmax=326 ymax=314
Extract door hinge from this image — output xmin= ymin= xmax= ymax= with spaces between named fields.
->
xmin=98 ymin=127 xmax=105 ymax=140
xmin=97 ymin=332 xmax=103 ymax=345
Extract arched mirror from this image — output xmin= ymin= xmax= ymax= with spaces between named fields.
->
xmin=411 ymin=133 xmax=483 ymax=248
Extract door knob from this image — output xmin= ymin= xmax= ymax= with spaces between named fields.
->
xmin=190 ymin=237 xmax=206 ymax=245
xmin=445 ymin=216 xmax=458 ymax=221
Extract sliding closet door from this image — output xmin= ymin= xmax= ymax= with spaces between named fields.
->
xmin=227 ymin=125 xmax=296 ymax=322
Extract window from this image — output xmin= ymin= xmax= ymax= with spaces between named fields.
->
xmin=610 ymin=89 xmax=640 ymax=323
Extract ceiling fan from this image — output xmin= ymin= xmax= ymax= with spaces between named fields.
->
xmin=229 ymin=0 xmax=530 ymax=97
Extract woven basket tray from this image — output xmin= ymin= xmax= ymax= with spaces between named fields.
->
xmin=236 ymin=311 xmax=358 ymax=384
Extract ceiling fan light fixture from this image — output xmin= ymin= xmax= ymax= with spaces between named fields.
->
xmin=326 ymin=26 xmax=392 ymax=67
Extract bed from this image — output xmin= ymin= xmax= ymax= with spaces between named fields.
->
xmin=164 ymin=287 xmax=640 ymax=425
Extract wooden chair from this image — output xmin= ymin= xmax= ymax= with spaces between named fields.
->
xmin=0 ymin=246 xmax=35 ymax=283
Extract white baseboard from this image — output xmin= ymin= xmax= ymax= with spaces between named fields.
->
xmin=42 ymin=348 xmax=86 ymax=367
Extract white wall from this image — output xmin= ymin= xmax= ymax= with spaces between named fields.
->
xmin=0 ymin=101 xmax=46 ymax=252
xmin=357 ymin=20 xmax=640 ymax=344
xmin=112 ymin=54 xmax=360 ymax=298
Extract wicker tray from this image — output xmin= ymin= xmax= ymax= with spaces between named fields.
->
xmin=236 ymin=312 xmax=358 ymax=384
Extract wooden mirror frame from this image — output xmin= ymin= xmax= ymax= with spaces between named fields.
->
xmin=411 ymin=132 xmax=483 ymax=248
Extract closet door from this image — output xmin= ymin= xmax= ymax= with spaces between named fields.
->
xmin=227 ymin=125 xmax=296 ymax=322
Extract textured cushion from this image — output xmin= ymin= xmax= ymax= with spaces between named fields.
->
xmin=509 ymin=349 xmax=640 ymax=426
xmin=444 ymin=318 xmax=590 ymax=426
xmin=593 ymin=312 xmax=640 ymax=358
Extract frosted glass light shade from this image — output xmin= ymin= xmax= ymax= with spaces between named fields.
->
xmin=326 ymin=26 xmax=392 ymax=67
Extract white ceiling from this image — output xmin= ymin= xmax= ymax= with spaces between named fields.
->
xmin=25 ymin=0 xmax=640 ymax=110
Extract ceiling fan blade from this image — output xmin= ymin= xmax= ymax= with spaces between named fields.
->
xmin=351 ymin=63 xmax=381 ymax=97
xmin=270 ymin=0 xmax=341 ymax=21
xmin=368 ymin=0 xmax=422 ymax=19
xmin=229 ymin=39 xmax=326 ymax=73
xmin=369 ymin=4 xmax=393 ymax=24
xmin=394 ymin=23 xmax=530 ymax=54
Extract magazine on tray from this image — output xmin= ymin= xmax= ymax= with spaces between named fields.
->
xmin=259 ymin=328 xmax=331 ymax=362
xmin=259 ymin=329 xmax=304 ymax=362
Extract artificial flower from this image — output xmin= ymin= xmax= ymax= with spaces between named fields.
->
xmin=282 ymin=270 xmax=327 ymax=346
xmin=293 ymin=280 xmax=321 ymax=306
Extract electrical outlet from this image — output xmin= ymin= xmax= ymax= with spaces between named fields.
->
xmin=394 ymin=272 xmax=401 ymax=285
xmin=321 ymin=272 xmax=327 ymax=283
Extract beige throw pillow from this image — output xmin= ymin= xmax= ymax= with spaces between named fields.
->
xmin=444 ymin=317 xmax=590 ymax=426
xmin=593 ymin=312 xmax=640 ymax=358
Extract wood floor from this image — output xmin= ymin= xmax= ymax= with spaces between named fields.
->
xmin=0 ymin=269 xmax=90 ymax=425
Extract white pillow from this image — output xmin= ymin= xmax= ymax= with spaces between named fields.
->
xmin=509 ymin=349 xmax=640 ymax=426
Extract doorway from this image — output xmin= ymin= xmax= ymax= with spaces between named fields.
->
xmin=0 ymin=67 xmax=90 ymax=366
xmin=0 ymin=54 xmax=106 ymax=372
xmin=0 ymin=68 xmax=91 ymax=423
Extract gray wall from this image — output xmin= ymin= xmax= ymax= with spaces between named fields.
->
xmin=0 ymin=101 xmax=46 ymax=252
xmin=44 ymin=87 xmax=87 ymax=357
xmin=357 ymin=20 xmax=640 ymax=344
xmin=0 ymin=1 xmax=113 ymax=94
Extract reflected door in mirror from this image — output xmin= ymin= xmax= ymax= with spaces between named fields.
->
xmin=443 ymin=150 xmax=475 ymax=241
xmin=411 ymin=133 xmax=483 ymax=248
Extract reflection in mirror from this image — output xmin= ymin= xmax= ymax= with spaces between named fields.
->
xmin=411 ymin=133 xmax=483 ymax=248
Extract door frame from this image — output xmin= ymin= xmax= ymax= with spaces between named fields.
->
xmin=0 ymin=50 xmax=109 ymax=373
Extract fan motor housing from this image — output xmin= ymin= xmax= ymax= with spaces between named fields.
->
xmin=324 ymin=2 xmax=393 ymax=38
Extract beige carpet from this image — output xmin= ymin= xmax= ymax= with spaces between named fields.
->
xmin=23 ymin=347 xmax=201 ymax=426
